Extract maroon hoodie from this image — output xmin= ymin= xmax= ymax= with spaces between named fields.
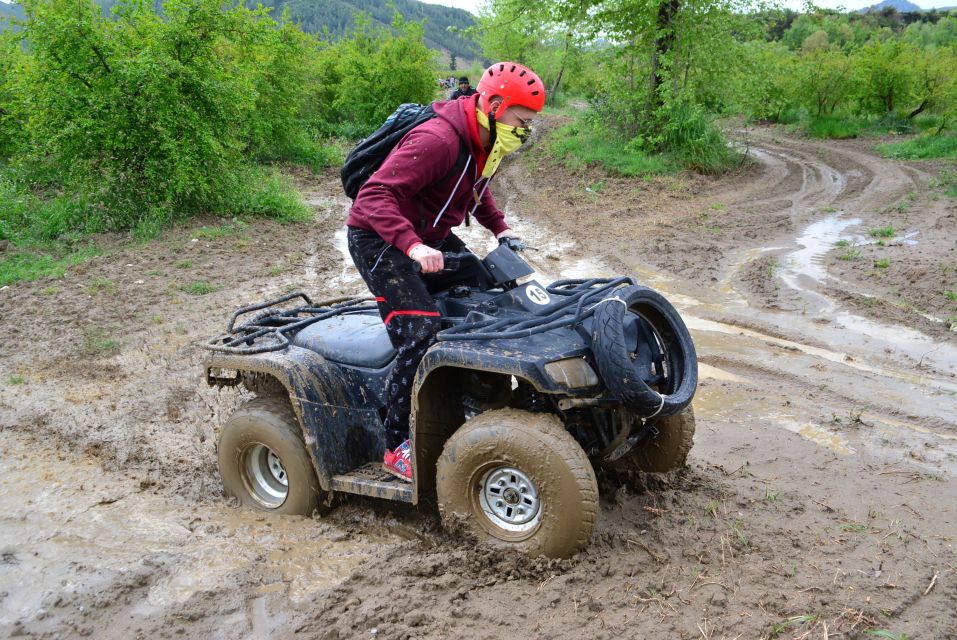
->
xmin=345 ymin=95 xmax=509 ymax=255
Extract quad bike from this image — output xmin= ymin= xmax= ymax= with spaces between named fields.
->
xmin=204 ymin=244 xmax=697 ymax=558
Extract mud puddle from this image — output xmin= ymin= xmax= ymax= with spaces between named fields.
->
xmin=0 ymin=429 xmax=399 ymax=636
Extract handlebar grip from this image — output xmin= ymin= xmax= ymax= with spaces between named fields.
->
xmin=412 ymin=252 xmax=468 ymax=274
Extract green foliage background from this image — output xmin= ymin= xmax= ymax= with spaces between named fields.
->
xmin=0 ymin=0 xmax=437 ymax=249
xmin=478 ymin=0 xmax=957 ymax=173
xmin=1 ymin=0 xmax=956 ymax=287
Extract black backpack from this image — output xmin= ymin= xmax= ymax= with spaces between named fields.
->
xmin=341 ymin=103 xmax=468 ymax=201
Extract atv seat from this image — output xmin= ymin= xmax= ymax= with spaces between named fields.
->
xmin=291 ymin=312 xmax=396 ymax=368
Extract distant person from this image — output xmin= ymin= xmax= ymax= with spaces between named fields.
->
xmin=449 ymin=76 xmax=477 ymax=100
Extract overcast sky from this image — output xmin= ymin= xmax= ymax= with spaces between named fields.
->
xmin=422 ymin=0 xmax=950 ymax=15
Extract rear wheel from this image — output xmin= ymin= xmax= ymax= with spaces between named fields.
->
xmin=435 ymin=409 xmax=598 ymax=558
xmin=603 ymin=407 xmax=696 ymax=474
xmin=218 ymin=396 xmax=326 ymax=515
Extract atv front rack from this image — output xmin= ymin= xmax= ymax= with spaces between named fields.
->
xmin=436 ymin=276 xmax=637 ymax=341
xmin=205 ymin=292 xmax=377 ymax=355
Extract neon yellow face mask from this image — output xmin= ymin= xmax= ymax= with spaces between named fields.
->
xmin=476 ymin=108 xmax=531 ymax=179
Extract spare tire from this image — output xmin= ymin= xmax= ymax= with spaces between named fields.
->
xmin=591 ymin=285 xmax=697 ymax=417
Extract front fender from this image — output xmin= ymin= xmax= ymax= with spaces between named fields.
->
xmin=409 ymin=338 xmax=597 ymax=503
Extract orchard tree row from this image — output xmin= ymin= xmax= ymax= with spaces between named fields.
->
xmin=0 ymin=0 xmax=436 ymax=241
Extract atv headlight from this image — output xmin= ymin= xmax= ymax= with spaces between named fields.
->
xmin=544 ymin=358 xmax=599 ymax=389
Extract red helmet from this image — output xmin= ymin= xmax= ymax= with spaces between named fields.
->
xmin=477 ymin=62 xmax=546 ymax=119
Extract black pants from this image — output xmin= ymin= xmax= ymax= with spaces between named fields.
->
xmin=347 ymin=227 xmax=468 ymax=450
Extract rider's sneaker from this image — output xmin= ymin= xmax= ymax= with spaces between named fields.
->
xmin=383 ymin=439 xmax=413 ymax=482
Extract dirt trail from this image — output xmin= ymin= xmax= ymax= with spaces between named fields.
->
xmin=1 ymin=126 xmax=955 ymax=639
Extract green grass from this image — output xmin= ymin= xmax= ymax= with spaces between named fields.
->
xmin=181 ymin=281 xmax=223 ymax=296
xmin=865 ymin=631 xmax=909 ymax=640
xmin=0 ymin=162 xmax=310 ymax=285
xmin=808 ymin=115 xmax=867 ymax=139
xmin=221 ymin=167 xmax=312 ymax=223
xmin=868 ymin=226 xmax=895 ymax=238
xmin=842 ymin=522 xmax=869 ymax=532
xmin=81 ymin=327 xmax=119 ymax=356
xmin=944 ymin=290 xmax=957 ymax=301
xmin=770 ymin=615 xmax=820 ymax=639
xmin=6 ymin=374 xmax=26 ymax=385
xmin=835 ymin=239 xmax=850 ymax=247
xmin=0 ymin=245 xmax=103 ymax=287
xmin=875 ymin=258 xmax=890 ymax=269
xmin=88 ymin=276 xmax=115 ymax=294
xmin=877 ymin=134 xmax=957 ymax=160
xmin=193 ymin=219 xmax=249 ymax=241
xmin=931 ymin=170 xmax=957 ymax=197
xmin=839 ymin=248 xmax=862 ymax=261
xmin=546 ymin=125 xmax=677 ymax=177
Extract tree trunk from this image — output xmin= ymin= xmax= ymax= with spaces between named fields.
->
xmin=644 ymin=0 xmax=681 ymax=122
xmin=547 ymin=31 xmax=572 ymax=106
xmin=907 ymin=99 xmax=928 ymax=120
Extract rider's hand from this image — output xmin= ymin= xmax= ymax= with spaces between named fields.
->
xmin=408 ymin=243 xmax=444 ymax=274
xmin=496 ymin=229 xmax=525 ymax=252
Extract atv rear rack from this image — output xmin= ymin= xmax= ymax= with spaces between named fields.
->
xmin=205 ymin=292 xmax=377 ymax=355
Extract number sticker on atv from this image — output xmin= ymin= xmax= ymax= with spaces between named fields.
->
xmin=526 ymin=285 xmax=551 ymax=306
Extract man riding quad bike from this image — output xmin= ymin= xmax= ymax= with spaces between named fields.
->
xmin=204 ymin=243 xmax=697 ymax=558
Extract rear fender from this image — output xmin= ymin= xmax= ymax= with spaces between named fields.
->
xmin=206 ymin=346 xmax=386 ymax=491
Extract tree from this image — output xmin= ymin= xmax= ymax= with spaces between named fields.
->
xmin=854 ymin=35 xmax=915 ymax=115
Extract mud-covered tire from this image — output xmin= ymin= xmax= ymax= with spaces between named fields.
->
xmin=591 ymin=285 xmax=697 ymax=417
xmin=218 ymin=396 xmax=325 ymax=516
xmin=435 ymin=409 xmax=598 ymax=558
xmin=604 ymin=407 xmax=696 ymax=474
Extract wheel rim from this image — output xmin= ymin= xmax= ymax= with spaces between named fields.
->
xmin=477 ymin=465 xmax=542 ymax=534
xmin=241 ymin=443 xmax=288 ymax=509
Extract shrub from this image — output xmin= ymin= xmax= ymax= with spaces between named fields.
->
xmin=11 ymin=0 xmax=331 ymax=234
xmin=652 ymin=102 xmax=740 ymax=174
xmin=312 ymin=13 xmax=438 ymax=138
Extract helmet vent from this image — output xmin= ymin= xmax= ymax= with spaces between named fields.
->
xmin=519 ymin=70 xmax=526 ymax=77
xmin=510 ymin=65 xmax=516 ymax=72
xmin=531 ymin=90 xmax=540 ymax=95
xmin=527 ymin=79 xmax=535 ymax=85
xmin=499 ymin=64 xmax=505 ymax=71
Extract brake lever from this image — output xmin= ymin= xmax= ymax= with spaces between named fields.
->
xmin=498 ymin=236 xmax=529 ymax=252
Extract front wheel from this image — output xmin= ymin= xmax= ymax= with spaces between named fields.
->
xmin=435 ymin=409 xmax=598 ymax=558
xmin=218 ymin=396 xmax=326 ymax=515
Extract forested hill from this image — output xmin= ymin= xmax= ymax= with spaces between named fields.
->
xmin=265 ymin=0 xmax=480 ymax=61
xmin=57 ymin=0 xmax=480 ymax=62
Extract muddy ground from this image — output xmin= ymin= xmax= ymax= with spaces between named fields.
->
xmin=0 ymin=124 xmax=955 ymax=639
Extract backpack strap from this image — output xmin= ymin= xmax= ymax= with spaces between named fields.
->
xmin=416 ymin=140 xmax=470 ymax=231
xmin=432 ymin=144 xmax=471 ymax=229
